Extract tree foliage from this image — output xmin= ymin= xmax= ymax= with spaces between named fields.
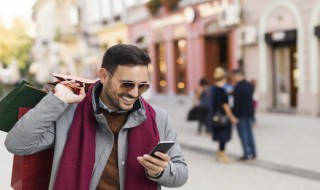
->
xmin=146 ymin=0 xmax=181 ymax=15
xmin=0 ymin=19 xmax=33 ymax=71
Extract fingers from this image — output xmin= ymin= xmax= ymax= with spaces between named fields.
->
xmin=234 ymin=118 xmax=239 ymax=125
xmin=79 ymin=86 xmax=86 ymax=95
xmin=54 ymin=82 xmax=86 ymax=104
xmin=137 ymin=152 xmax=170 ymax=177
xmin=230 ymin=116 xmax=238 ymax=125
xmin=59 ymin=80 xmax=81 ymax=94
xmin=152 ymin=151 xmax=170 ymax=162
xmin=59 ymin=80 xmax=78 ymax=86
xmin=55 ymin=83 xmax=71 ymax=93
xmin=137 ymin=156 xmax=164 ymax=173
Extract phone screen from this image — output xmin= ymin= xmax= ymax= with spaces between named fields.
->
xmin=149 ymin=141 xmax=175 ymax=159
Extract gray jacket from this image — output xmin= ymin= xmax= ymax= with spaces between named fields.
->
xmin=5 ymin=83 xmax=188 ymax=190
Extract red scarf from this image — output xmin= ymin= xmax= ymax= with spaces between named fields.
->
xmin=54 ymin=83 xmax=159 ymax=190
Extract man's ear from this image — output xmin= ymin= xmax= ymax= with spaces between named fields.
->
xmin=99 ymin=68 xmax=108 ymax=80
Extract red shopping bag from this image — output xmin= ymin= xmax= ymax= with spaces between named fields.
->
xmin=11 ymin=107 xmax=54 ymax=190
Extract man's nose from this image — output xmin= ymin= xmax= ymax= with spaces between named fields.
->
xmin=128 ymin=85 xmax=139 ymax=97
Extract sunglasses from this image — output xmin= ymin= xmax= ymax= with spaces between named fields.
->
xmin=107 ymin=71 xmax=150 ymax=93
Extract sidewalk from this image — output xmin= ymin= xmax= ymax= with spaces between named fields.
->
xmin=1 ymin=94 xmax=320 ymax=189
xmin=148 ymin=95 xmax=320 ymax=177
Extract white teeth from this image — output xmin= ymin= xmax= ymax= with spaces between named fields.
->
xmin=122 ymin=96 xmax=133 ymax=101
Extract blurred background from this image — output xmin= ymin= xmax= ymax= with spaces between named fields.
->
xmin=0 ymin=0 xmax=320 ymax=189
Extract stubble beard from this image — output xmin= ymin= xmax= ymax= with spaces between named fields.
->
xmin=105 ymin=90 xmax=138 ymax=111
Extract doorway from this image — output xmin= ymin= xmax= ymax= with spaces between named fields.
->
xmin=204 ymin=34 xmax=229 ymax=84
xmin=272 ymin=45 xmax=298 ymax=109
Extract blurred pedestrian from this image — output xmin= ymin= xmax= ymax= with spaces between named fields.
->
xmin=250 ymin=79 xmax=258 ymax=126
xmin=223 ymin=76 xmax=234 ymax=107
xmin=210 ymin=67 xmax=238 ymax=163
xmin=193 ymin=78 xmax=211 ymax=135
xmin=232 ymin=69 xmax=257 ymax=161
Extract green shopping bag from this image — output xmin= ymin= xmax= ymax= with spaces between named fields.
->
xmin=0 ymin=80 xmax=47 ymax=132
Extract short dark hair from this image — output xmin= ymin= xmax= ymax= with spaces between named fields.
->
xmin=232 ymin=68 xmax=245 ymax=76
xmin=200 ymin=78 xmax=208 ymax=86
xmin=101 ymin=44 xmax=151 ymax=74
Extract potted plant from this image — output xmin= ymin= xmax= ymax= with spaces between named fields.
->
xmin=160 ymin=0 xmax=180 ymax=10
xmin=146 ymin=0 xmax=162 ymax=15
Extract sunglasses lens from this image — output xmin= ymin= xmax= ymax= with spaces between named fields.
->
xmin=120 ymin=82 xmax=150 ymax=93
xmin=121 ymin=82 xmax=136 ymax=90
xmin=138 ymin=83 xmax=150 ymax=92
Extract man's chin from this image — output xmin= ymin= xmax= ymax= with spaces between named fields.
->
xmin=119 ymin=104 xmax=134 ymax=111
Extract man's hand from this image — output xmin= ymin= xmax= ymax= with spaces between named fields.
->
xmin=54 ymin=81 xmax=86 ymax=104
xmin=230 ymin=116 xmax=239 ymax=125
xmin=137 ymin=151 xmax=170 ymax=178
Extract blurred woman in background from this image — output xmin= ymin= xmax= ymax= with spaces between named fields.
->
xmin=210 ymin=67 xmax=238 ymax=163
xmin=193 ymin=78 xmax=211 ymax=135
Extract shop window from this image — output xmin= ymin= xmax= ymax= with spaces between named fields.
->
xmin=138 ymin=46 xmax=153 ymax=85
xmin=155 ymin=43 xmax=167 ymax=93
xmin=136 ymin=36 xmax=146 ymax=44
xmin=174 ymin=39 xmax=187 ymax=94
xmin=114 ymin=15 xmax=121 ymax=22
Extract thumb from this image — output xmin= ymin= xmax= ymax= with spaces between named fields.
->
xmin=79 ymin=87 xmax=86 ymax=95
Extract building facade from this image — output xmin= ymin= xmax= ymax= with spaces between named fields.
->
xmin=128 ymin=0 xmax=242 ymax=95
xmin=240 ymin=0 xmax=320 ymax=115
xmin=31 ymin=0 xmax=320 ymax=116
xmin=79 ymin=0 xmax=151 ymax=78
xmin=127 ymin=0 xmax=320 ymax=115
xmin=31 ymin=0 xmax=58 ymax=83
xmin=31 ymin=0 xmax=86 ymax=83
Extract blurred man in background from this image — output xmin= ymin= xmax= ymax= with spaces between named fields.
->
xmin=232 ymin=69 xmax=257 ymax=161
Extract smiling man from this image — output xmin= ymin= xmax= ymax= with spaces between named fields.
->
xmin=5 ymin=44 xmax=188 ymax=190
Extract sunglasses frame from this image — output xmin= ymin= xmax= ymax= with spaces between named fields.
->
xmin=106 ymin=71 xmax=150 ymax=93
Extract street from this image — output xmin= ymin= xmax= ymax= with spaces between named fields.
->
xmin=153 ymin=95 xmax=320 ymax=190
xmin=1 ymin=94 xmax=320 ymax=189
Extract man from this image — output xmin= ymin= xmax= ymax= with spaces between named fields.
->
xmin=231 ymin=69 xmax=257 ymax=161
xmin=5 ymin=44 xmax=188 ymax=190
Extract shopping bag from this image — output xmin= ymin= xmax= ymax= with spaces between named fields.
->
xmin=51 ymin=73 xmax=97 ymax=92
xmin=0 ymin=80 xmax=47 ymax=132
xmin=212 ymin=112 xmax=231 ymax=127
xmin=11 ymin=107 xmax=54 ymax=190
xmin=187 ymin=105 xmax=210 ymax=122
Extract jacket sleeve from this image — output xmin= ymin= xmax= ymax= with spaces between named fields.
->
xmin=5 ymin=93 xmax=69 ymax=155
xmin=149 ymin=108 xmax=189 ymax=187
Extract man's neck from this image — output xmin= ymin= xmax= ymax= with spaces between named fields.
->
xmin=98 ymin=97 xmax=127 ymax=113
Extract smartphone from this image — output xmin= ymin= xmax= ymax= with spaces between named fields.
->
xmin=149 ymin=141 xmax=175 ymax=159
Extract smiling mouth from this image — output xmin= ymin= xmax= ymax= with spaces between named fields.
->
xmin=120 ymin=95 xmax=136 ymax=104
